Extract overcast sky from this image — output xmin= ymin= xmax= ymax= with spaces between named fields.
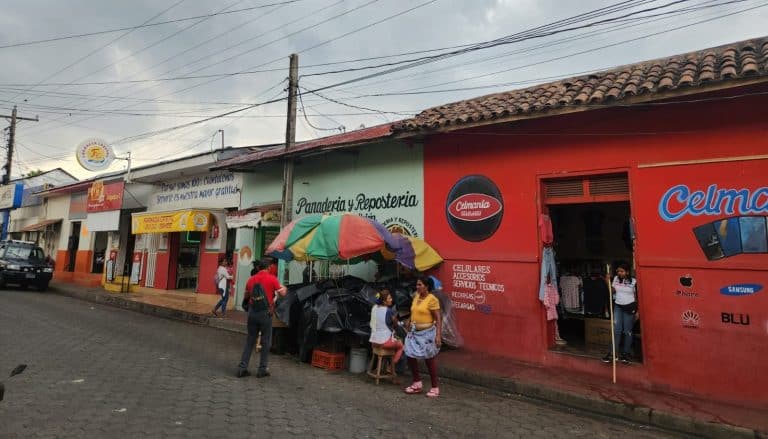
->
xmin=0 ymin=0 xmax=766 ymax=179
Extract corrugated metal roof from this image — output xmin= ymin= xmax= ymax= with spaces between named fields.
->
xmin=212 ymin=123 xmax=393 ymax=170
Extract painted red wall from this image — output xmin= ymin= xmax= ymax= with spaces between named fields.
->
xmin=423 ymin=85 xmax=768 ymax=404
xmin=198 ymin=251 xmax=223 ymax=295
xmin=153 ymin=251 xmax=171 ymax=290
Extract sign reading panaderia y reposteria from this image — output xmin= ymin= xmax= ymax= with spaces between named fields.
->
xmin=148 ymin=171 xmax=242 ymax=211
xmin=294 ymin=190 xmax=422 ymax=236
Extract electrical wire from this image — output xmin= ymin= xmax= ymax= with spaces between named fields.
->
xmin=4 ymin=0 xmax=187 ymax=104
xmin=0 ymin=0 xmax=306 ymax=50
xmin=298 ymin=88 xmax=343 ymax=132
xmin=23 ymin=0 xmax=253 ymax=106
xmin=18 ymin=0 xmax=353 ymax=138
xmin=12 ymin=0 xmax=764 ymax=165
xmin=324 ymin=0 xmax=738 ymax=95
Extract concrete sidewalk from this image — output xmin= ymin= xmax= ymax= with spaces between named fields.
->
xmin=48 ymin=281 xmax=766 ymax=438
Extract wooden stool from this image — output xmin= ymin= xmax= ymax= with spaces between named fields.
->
xmin=367 ymin=346 xmax=397 ymax=385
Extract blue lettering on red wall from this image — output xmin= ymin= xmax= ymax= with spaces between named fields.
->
xmin=659 ymin=184 xmax=768 ymax=222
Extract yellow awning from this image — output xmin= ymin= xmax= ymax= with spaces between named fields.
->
xmin=132 ymin=210 xmax=211 ymax=234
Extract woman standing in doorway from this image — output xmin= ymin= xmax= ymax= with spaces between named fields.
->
xmin=603 ymin=262 xmax=638 ymax=365
xmin=403 ymin=277 xmax=442 ymax=398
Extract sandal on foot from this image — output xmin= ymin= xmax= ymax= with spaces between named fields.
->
xmin=426 ymin=387 xmax=440 ymax=398
xmin=404 ymin=381 xmax=423 ymax=394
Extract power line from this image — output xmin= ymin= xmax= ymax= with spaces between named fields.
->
xmin=0 ymin=0 xmax=306 ymax=50
xmin=300 ymin=86 xmax=413 ymax=116
xmin=325 ymin=0 xmax=736 ymax=95
xmin=4 ymin=0 xmax=187 ymax=104
xmin=298 ymin=88 xmax=343 ymax=132
xmin=108 ymin=2 xmax=768 ymax=150
xmin=22 ymin=0 xmax=254 ymax=106
xmin=14 ymin=0 xmax=649 ymax=125
xmin=18 ymin=0 xmax=352 ymax=137
xmin=387 ymin=0 xmax=768 ymax=93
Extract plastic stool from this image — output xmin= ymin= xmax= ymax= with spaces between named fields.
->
xmin=367 ymin=346 xmax=397 ymax=385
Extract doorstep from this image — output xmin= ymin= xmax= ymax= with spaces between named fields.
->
xmin=47 ymin=281 xmax=766 ymax=438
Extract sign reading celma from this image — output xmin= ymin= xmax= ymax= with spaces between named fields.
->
xmin=659 ymin=184 xmax=768 ymax=222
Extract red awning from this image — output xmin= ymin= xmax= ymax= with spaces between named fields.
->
xmin=20 ymin=218 xmax=62 ymax=232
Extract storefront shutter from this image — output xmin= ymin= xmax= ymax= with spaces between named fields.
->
xmin=544 ymin=174 xmax=629 ymax=204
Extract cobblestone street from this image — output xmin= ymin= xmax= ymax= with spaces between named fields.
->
xmin=0 ymin=290 xmax=680 ymax=438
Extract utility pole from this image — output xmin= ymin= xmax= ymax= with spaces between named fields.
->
xmin=281 ymin=53 xmax=298 ymax=227
xmin=1 ymin=105 xmax=39 ymax=240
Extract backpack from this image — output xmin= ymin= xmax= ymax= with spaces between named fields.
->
xmin=242 ymin=282 xmax=269 ymax=313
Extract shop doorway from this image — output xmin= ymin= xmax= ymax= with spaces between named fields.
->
xmin=225 ymin=227 xmax=236 ymax=262
xmin=66 ymin=222 xmax=81 ymax=272
xmin=175 ymin=231 xmax=201 ymax=290
xmin=92 ymin=232 xmax=108 ymax=274
xmin=543 ymin=174 xmax=642 ymax=362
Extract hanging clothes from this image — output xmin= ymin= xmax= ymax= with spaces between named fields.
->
xmin=538 ymin=247 xmax=558 ymax=301
xmin=539 ymin=214 xmax=554 ymax=246
xmin=559 ymin=275 xmax=583 ymax=312
xmin=542 ymin=283 xmax=559 ymax=321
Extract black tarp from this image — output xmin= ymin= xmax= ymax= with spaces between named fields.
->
xmin=274 ymin=275 xmax=464 ymax=361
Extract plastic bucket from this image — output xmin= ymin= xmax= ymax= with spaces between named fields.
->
xmin=348 ymin=348 xmax=368 ymax=374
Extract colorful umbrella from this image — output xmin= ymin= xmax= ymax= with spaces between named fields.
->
xmin=305 ymin=214 xmax=399 ymax=260
xmin=387 ymin=234 xmax=443 ymax=272
xmin=266 ymin=214 xmax=323 ymax=260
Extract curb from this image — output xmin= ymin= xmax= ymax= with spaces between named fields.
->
xmin=49 ymin=284 xmax=212 ymax=327
xmin=49 ymin=284 xmax=764 ymax=439
xmin=436 ymin=366 xmax=760 ymax=439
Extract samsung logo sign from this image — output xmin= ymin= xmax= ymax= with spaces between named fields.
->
xmin=720 ymin=284 xmax=763 ymax=297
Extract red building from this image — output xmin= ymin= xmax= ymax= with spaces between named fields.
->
xmin=396 ymin=37 xmax=768 ymax=406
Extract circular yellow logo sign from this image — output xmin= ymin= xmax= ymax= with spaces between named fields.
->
xmin=76 ymin=138 xmax=115 ymax=172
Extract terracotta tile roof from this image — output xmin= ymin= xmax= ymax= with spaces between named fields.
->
xmin=394 ymin=36 xmax=768 ymax=132
xmin=212 ymin=123 xmax=392 ymax=170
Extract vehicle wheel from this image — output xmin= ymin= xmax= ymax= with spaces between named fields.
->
xmin=37 ymin=282 xmax=49 ymax=292
xmin=0 ymin=275 xmax=5 ymax=289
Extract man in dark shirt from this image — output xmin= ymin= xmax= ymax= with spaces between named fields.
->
xmin=237 ymin=258 xmax=287 ymax=378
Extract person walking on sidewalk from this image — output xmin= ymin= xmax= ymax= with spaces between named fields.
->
xmin=237 ymin=258 xmax=287 ymax=378
xmin=602 ymin=262 xmax=638 ymax=365
xmin=403 ymin=276 xmax=442 ymax=398
xmin=212 ymin=258 xmax=233 ymax=317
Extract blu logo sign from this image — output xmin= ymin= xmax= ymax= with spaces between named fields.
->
xmin=721 ymin=312 xmax=750 ymax=326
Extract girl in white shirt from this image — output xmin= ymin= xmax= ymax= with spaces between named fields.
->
xmin=212 ymin=258 xmax=233 ymax=317
xmin=603 ymin=262 xmax=638 ymax=365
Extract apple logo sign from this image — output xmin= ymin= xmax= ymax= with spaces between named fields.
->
xmin=679 ymin=274 xmax=693 ymax=288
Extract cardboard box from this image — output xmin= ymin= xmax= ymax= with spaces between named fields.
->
xmin=585 ymin=318 xmax=612 ymax=347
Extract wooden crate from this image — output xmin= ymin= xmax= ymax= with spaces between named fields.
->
xmin=311 ymin=350 xmax=345 ymax=371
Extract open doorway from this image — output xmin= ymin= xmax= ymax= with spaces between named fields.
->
xmin=66 ymin=222 xmax=81 ymax=272
xmin=548 ymin=200 xmax=642 ymax=361
xmin=175 ymin=231 xmax=201 ymax=290
xmin=92 ymin=232 xmax=108 ymax=274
